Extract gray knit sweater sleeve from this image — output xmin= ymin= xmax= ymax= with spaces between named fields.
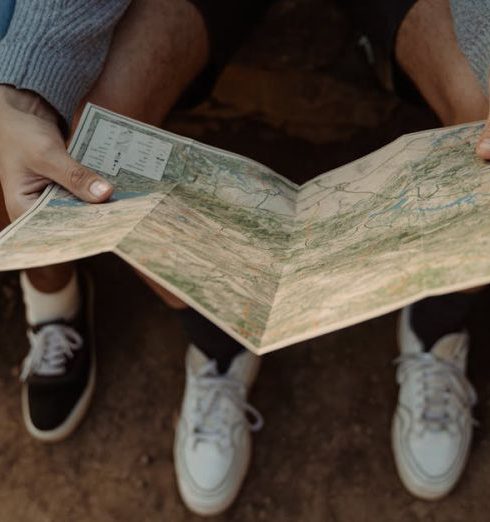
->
xmin=0 ymin=1 xmax=131 ymax=126
xmin=450 ymin=0 xmax=490 ymax=94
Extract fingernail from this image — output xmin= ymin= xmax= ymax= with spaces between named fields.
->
xmin=478 ymin=139 xmax=490 ymax=152
xmin=89 ymin=180 xmax=111 ymax=198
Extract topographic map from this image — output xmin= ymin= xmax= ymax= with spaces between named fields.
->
xmin=0 ymin=104 xmax=489 ymax=353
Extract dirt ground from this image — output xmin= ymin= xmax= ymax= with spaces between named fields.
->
xmin=2 ymin=1 xmax=490 ymax=521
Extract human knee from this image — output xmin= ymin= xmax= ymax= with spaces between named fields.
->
xmin=395 ymin=0 xmax=488 ymax=125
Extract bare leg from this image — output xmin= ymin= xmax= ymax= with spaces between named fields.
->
xmin=393 ymin=5 xmax=484 ymax=499
xmin=73 ymin=0 xmax=209 ymax=127
xmin=396 ymin=0 xmax=487 ymax=294
xmin=73 ymin=0 xmax=209 ymax=308
xmin=396 ymin=0 xmax=488 ymax=125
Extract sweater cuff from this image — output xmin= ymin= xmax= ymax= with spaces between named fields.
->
xmin=462 ymin=25 xmax=490 ymax=93
xmin=0 ymin=40 xmax=92 ymax=127
xmin=451 ymin=0 xmax=490 ymax=95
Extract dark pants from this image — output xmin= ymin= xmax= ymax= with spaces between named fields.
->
xmin=0 ymin=0 xmax=15 ymax=39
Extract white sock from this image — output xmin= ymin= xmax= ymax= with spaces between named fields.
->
xmin=20 ymin=271 xmax=80 ymax=325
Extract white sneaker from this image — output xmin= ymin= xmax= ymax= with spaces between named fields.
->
xmin=174 ymin=345 xmax=262 ymax=516
xmin=392 ymin=306 xmax=477 ymax=500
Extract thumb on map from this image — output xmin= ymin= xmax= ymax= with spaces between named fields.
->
xmin=48 ymin=149 xmax=113 ymax=203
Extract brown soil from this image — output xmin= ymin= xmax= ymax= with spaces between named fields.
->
xmin=1 ymin=1 xmax=488 ymax=521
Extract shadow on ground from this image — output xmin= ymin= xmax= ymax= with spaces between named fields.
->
xmin=1 ymin=1 xmax=489 ymax=521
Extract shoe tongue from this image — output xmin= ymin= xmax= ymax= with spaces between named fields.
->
xmin=430 ymin=334 xmax=467 ymax=370
xmin=188 ymin=345 xmax=217 ymax=375
xmin=31 ymin=318 xmax=70 ymax=334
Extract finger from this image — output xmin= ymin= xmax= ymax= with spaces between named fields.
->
xmin=3 ymin=176 xmax=48 ymax=221
xmin=4 ymin=188 xmax=37 ymax=222
xmin=46 ymin=149 xmax=113 ymax=203
xmin=476 ymin=116 xmax=490 ymax=160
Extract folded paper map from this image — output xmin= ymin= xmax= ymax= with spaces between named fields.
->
xmin=1 ymin=104 xmax=489 ymax=353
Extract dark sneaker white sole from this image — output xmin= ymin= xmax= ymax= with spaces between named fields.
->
xmin=21 ymin=359 xmax=96 ymax=443
xmin=21 ymin=271 xmax=96 ymax=443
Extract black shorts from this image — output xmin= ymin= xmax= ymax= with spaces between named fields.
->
xmin=338 ymin=0 xmax=422 ymax=102
xmin=341 ymin=0 xmax=417 ymax=60
xmin=179 ymin=0 xmax=274 ymax=107
xmin=182 ymin=0 xmax=421 ymax=106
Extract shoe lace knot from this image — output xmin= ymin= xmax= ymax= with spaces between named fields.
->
xmin=396 ymin=353 xmax=477 ymax=433
xmin=190 ymin=360 xmax=263 ymax=450
xmin=21 ymin=324 xmax=83 ymax=381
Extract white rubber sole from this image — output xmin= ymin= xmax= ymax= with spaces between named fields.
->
xmin=21 ymin=270 xmax=96 ymax=443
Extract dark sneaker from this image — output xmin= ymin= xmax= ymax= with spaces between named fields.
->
xmin=20 ymin=272 xmax=96 ymax=443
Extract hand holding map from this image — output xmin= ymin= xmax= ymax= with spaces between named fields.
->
xmin=0 ymin=87 xmax=113 ymax=222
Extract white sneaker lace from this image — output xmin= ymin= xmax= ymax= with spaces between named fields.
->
xmin=396 ymin=353 xmax=477 ymax=433
xmin=190 ymin=360 xmax=263 ymax=450
xmin=21 ymin=324 xmax=83 ymax=381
